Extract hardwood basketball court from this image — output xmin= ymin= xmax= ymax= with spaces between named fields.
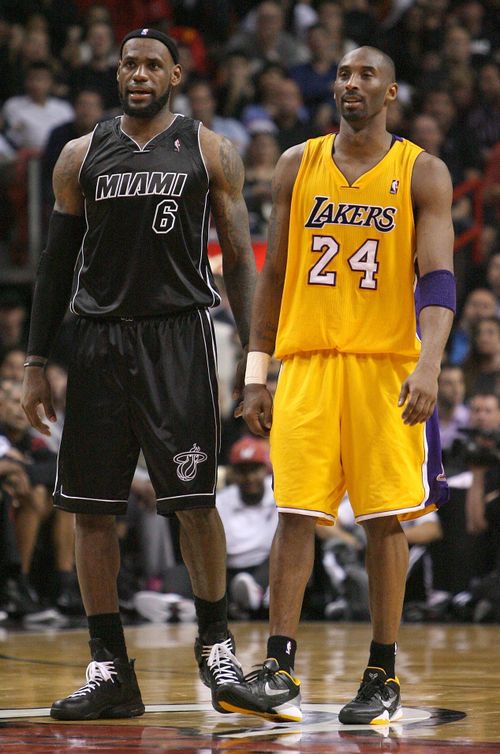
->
xmin=1 ymin=621 xmax=499 ymax=753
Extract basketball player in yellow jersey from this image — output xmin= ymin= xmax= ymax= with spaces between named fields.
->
xmin=217 ymin=47 xmax=456 ymax=724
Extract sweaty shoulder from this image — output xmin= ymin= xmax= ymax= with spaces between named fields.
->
xmin=411 ymin=151 xmax=452 ymax=208
xmin=53 ymin=133 xmax=93 ymax=215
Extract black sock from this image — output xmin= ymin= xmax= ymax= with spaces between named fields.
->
xmin=194 ymin=594 xmax=228 ymax=641
xmin=88 ymin=613 xmax=128 ymax=661
xmin=267 ymin=635 xmax=297 ymax=674
xmin=368 ymin=640 xmax=396 ymax=678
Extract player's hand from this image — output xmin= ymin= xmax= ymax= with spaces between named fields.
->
xmin=232 ymin=345 xmax=248 ymax=403
xmin=398 ymin=364 xmax=438 ymax=426
xmin=21 ymin=368 xmax=56 ymax=436
xmin=241 ymin=383 xmax=273 ymax=437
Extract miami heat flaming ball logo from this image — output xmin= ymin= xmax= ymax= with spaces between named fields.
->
xmin=174 ymin=444 xmax=207 ymax=481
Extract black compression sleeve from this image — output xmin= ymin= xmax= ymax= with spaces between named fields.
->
xmin=27 ymin=211 xmax=86 ymax=358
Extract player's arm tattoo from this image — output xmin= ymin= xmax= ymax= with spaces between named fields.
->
xmin=210 ymin=138 xmax=257 ymax=347
xmin=53 ymin=137 xmax=88 ymax=216
xmin=219 ymin=137 xmax=241 ymax=187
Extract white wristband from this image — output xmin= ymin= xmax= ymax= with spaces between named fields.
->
xmin=245 ymin=351 xmax=271 ymax=385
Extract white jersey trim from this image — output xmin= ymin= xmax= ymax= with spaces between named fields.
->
xmin=276 ymin=505 xmax=335 ymax=524
xmin=69 ymin=126 xmax=96 ymax=314
xmin=59 ymin=488 xmax=129 ymax=503
xmin=119 ymin=113 xmax=180 ymax=152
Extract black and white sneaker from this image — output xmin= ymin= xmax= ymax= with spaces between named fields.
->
xmin=218 ymin=657 xmax=302 ymax=722
xmin=194 ymin=622 xmax=246 ymax=713
xmin=50 ymin=639 xmax=145 ymax=720
xmin=338 ymin=667 xmax=402 ymax=725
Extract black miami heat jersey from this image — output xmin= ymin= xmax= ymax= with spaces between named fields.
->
xmin=71 ymin=115 xmax=220 ymax=317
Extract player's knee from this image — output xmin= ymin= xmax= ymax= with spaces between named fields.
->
xmin=278 ymin=510 xmax=317 ymax=535
xmin=75 ymin=512 xmax=116 ymax=533
xmin=362 ymin=514 xmax=402 ymax=539
xmin=176 ymin=506 xmax=220 ymax=532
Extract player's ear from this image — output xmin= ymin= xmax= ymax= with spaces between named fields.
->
xmin=170 ymin=63 xmax=182 ymax=87
xmin=385 ymin=82 xmax=398 ymax=104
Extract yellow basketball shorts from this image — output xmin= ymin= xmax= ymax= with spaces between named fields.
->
xmin=270 ymin=351 xmax=448 ymax=524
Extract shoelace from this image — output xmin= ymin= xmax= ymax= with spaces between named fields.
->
xmin=69 ymin=660 xmax=117 ymax=698
xmin=244 ymin=662 xmax=275 ymax=684
xmin=204 ymin=638 xmax=243 ymax=685
xmin=355 ymin=675 xmax=386 ymax=702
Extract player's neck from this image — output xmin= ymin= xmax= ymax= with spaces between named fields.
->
xmin=336 ymin=119 xmax=392 ymax=158
xmin=120 ymin=110 xmax=177 ymax=146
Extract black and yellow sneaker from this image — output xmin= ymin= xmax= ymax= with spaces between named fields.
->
xmin=217 ymin=657 xmax=302 ymax=722
xmin=50 ymin=639 xmax=145 ymax=720
xmin=338 ymin=667 xmax=402 ymax=725
xmin=194 ymin=623 xmax=246 ymax=714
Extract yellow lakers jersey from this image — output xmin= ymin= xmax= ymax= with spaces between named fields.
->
xmin=275 ymin=134 xmax=424 ymax=360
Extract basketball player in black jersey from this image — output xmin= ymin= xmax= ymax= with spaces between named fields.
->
xmin=21 ymin=29 xmax=257 ymax=720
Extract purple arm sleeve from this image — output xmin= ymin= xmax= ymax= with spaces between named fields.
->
xmin=416 ymin=269 xmax=456 ymax=317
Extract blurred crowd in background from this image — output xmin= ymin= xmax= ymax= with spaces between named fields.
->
xmin=0 ymin=0 xmax=498 ymax=629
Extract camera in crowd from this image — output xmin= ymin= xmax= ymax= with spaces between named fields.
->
xmin=451 ymin=427 xmax=500 ymax=468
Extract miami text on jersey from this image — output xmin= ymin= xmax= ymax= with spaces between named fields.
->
xmin=95 ymin=171 xmax=187 ymax=201
xmin=305 ymin=195 xmax=397 ymax=233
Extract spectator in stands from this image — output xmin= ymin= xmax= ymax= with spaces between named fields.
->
xmin=0 ymin=419 xmax=55 ymax=622
xmin=462 ymin=316 xmax=500 ymax=397
xmin=465 ymin=392 xmax=500 ymax=579
xmin=68 ymin=21 xmax=120 ymax=112
xmin=448 ymin=288 xmax=498 ymax=365
xmin=227 ymin=1 xmax=308 ymax=71
xmin=421 ymin=89 xmax=481 ymax=184
xmin=386 ymin=99 xmax=409 ymax=139
xmin=289 ymin=24 xmax=338 ymax=118
xmin=453 ymin=0 xmax=496 ymax=61
xmin=341 ymin=0 xmax=377 ymax=46
xmin=409 ymin=113 xmax=443 ymax=158
xmin=483 ymin=143 xmax=500 ymax=223
xmin=240 ymin=61 xmax=286 ymax=129
xmin=3 ymin=61 xmax=73 ymax=152
xmin=0 ymin=294 xmax=27 ymax=355
xmin=486 ymin=252 xmax=500 ymax=309
xmin=41 ymin=88 xmax=104 ymax=212
xmin=437 ymin=364 xmax=470 ymax=453
xmin=449 ymin=67 xmax=475 ymax=120
xmin=215 ymin=51 xmax=255 ymax=120
xmin=3 ymin=26 xmax=56 ymax=100
xmin=217 ymin=435 xmax=277 ymax=618
xmin=186 ymin=79 xmax=249 ymax=155
xmin=0 ymin=347 xmax=25 ymax=383
xmin=466 ymin=61 xmax=500 ymax=167
xmin=272 ymin=77 xmax=318 ymax=153
xmin=291 ymin=0 xmax=318 ymax=40
xmin=442 ymin=24 xmax=475 ymax=79
xmin=402 ymin=511 xmax=443 ymax=621
xmin=0 ymin=379 xmax=79 ymax=613
xmin=243 ymin=127 xmax=280 ymax=237
xmin=0 ymin=379 xmax=59 ymax=622
xmin=316 ymin=1 xmax=353 ymax=60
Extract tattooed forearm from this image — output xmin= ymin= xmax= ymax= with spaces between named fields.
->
xmin=219 ymin=137 xmax=244 ymax=188
xmin=212 ymin=189 xmax=256 ymax=347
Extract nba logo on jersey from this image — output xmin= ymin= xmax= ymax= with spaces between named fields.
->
xmin=390 ymin=179 xmax=399 ymax=194
xmin=174 ymin=139 xmax=181 ymax=152
xmin=141 ymin=28 xmax=149 ymax=35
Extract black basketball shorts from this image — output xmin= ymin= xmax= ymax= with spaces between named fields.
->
xmin=53 ymin=309 xmax=220 ymax=516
